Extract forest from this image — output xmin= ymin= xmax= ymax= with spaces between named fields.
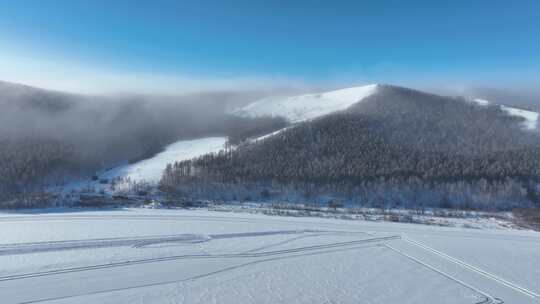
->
xmin=160 ymin=86 xmax=540 ymax=210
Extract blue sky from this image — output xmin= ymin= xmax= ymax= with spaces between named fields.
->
xmin=0 ymin=0 xmax=539 ymax=93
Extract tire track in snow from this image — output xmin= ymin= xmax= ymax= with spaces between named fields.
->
xmin=383 ymin=243 xmax=497 ymax=304
xmin=16 ymin=243 xmax=384 ymax=304
xmin=0 ymin=235 xmax=400 ymax=282
xmin=2 ymin=213 xmax=537 ymax=244
xmin=240 ymin=234 xmax=322 ymax=254
xmin=239 ymin=231 xmax=369 ymax=254
xmin=0 ymin=230 xmax=321 ymax=256
xmin=404 ymin=237 xmax=539 ymax=300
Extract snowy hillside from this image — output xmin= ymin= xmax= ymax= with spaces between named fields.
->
xmin=235 ymin=84 xmax=379 ymax=123
xmin=501 ymin=105 xmax=539 ymax=130
xmin=100 ymin=137 xmax=227 ymax=184
xmin=56 ymin=137 xmax=227 ymax=192
xmin=472 ymin=98 xmax=539 ymax=130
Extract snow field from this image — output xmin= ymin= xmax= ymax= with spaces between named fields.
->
xmin=0 ymin=209 xmax=539 ymax=304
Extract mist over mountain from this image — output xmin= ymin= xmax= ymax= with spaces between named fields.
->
xmin=3 ymin=79 xmax=540 ymax=210
xmin=0 ymin=81 xmax=287 ymax=199
xmin=430 ymin=85 xmax=540 ymax=113
xmin=465 ymin=87 xmax=540 ymax=113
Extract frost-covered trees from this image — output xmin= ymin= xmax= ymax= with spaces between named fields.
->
xmin=160 ymin=86 xmax=540 ymax=210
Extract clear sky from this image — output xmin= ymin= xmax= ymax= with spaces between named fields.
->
xmin=0 ymin=0 xmax=539 ymax=94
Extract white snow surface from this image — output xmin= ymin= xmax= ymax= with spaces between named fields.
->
xmin=56 ymin=137 xmax=226 ymax=192
xmin=102 ymin=137 xmax=227 ymax=183
xmin=250 ymin=126 xmax=290 ymax=142
xmin=0 ymin=208 xmax=539 ymax=304
xmin=472 ymin=98 xmax=490 ymax=106
xmin=235 ymin=84 xmax=379 ymax=123
xmin=500 ymin=105 xmax=539 ymax=130
xmin=471 ymin=98 xmax=538 ymax=130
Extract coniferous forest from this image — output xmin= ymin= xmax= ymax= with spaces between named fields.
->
xmin=161 ymin=86 xmax=540 ymax=210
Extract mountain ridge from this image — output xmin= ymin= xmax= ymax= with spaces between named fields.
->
xmin=234 ymin=83 xmax=539 ymax=132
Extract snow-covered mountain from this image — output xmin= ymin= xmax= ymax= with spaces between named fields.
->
xmin=56 ymin=85 xmax=540 ymax=190
xmin=235 ymin=84 xmax=539 ymax=132
xmin=15 ymin=82 xmax=538 ymax=199
xmin=164 ymin=85 xmax=540 ymax=204
xmin=234 ymin=84 xmax=379 ymax=123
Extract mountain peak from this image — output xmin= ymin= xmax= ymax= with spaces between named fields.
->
xmin=234 ymin=84 xmax=379 ymax=123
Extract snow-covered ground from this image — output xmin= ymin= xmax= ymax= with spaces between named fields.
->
xmin=209 ymin=203 xmax=518 ymax=230
xmin=54 ymin=137 xmax=227 ymax=193
xmin=100 ymin=137 xmax=227 ymax=184
xmin=234 ymin=84 xmax=379 ymax=123
xmin=0 ymin=208 xmax=539 ymax=304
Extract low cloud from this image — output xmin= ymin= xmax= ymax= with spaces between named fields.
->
xmin=0 ymin=51 xmax=308 ymax=96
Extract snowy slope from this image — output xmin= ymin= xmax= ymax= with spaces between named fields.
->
xmin=55 ymin=137 xmax=227 ymax=192
xmin=235 ymin=84 xmax=379 ymax=123
xmin=100 ymin=137 xmax=226 ymax=184
xmin=472 ymin=98 xmax=490 ymax=106
xmin=500 ymin=105 xmax=539 ymax=130
xmin=472 ymin=98 xmax=539 ymax=130
xmin=251 ymin=126 xmax=290 ymax=142
xmin=0 ymin=209 xmax=539 ymax=304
